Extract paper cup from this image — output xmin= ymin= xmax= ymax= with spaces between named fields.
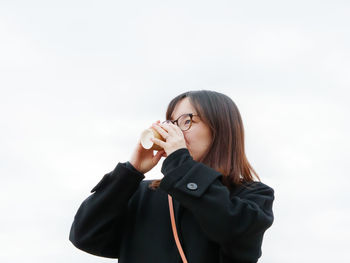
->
xmin=140 ymin=128 xmax=164 ymax=151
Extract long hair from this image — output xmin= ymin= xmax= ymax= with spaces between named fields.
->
xmin=149 ymin=90 xmax=260 ymax=191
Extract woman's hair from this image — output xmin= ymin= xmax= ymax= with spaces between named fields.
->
xmin=149 ymin=90 xmax=260 ymax=191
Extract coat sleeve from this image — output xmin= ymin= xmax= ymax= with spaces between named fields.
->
xmin=159 ymin=148 xmax=275 ymax=262
xmin=68 ymin=162 xmax=145 ymax=258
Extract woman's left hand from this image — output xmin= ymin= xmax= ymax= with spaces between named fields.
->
xmin=151 ymin=122 xmax=187 ymax=157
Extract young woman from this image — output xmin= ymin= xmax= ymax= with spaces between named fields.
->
xmin=69 ymin=90 xmax=275 ymax=263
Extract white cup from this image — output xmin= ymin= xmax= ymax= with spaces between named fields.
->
xmin=140 ymin=127 xmax=165 ymax=151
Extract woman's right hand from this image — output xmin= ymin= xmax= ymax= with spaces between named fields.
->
xmin=128 ymin=121 xmax=167 ymax=174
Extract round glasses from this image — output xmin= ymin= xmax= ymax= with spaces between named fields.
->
xmin=163 ymin=113 xmax=199 ymax=131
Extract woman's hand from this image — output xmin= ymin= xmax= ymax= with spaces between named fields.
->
xmin=150 ymin=121 xmax=187 ymax=157
xmin=129 ymin=121 xmax=167 ymax=174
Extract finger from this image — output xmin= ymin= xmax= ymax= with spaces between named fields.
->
xmin=161 ymin=121 xmax=183 ymax=137
xmin=158 ymin=122 xmax=178 ymax=136
xmin=148 ymin=120 xmax=161 ymax=129
xmin=150 ymin=137 xmax=166 ymax=148
xmin=135 ymin=139 xmax=144 ymax=153
xmin=153 ymin=150 xmax=165 ymax=163
xmin=170 ymin=123 xmax=184 ymax=135
xmin=168 ymin=122 xmax=182 ymax=134
xmin=152 ymin=123 xmax=169 ymax=139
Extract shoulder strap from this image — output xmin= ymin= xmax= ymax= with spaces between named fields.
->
xmin=168 ymin=194 xmax=188 ymax=263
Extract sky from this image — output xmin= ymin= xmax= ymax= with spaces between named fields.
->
xmin=0 ymin=1 xmax=349 ymax=262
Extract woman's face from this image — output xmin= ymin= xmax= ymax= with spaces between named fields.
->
xmin=170 ymin=98 xmax=212 ymax=161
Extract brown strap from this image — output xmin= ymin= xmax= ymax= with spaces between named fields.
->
xmin=168 ymin=194 xmax=188 ymax=263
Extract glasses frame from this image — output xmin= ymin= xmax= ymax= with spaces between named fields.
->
xmin=163 ymin=113 xmax=199 ymax=131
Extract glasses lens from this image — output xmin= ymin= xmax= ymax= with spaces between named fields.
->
xmin=178 ymin=114 xmax=192 ymax=131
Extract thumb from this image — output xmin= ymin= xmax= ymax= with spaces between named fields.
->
xmin=153 ymin=150 xmax=165 ymax=164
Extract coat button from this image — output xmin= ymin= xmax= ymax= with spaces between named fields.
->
xmin=187 ymin=183 xmax=198 ymax=190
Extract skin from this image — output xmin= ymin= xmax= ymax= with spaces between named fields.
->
xmin=129 ymin=98 xmax=212 ymax=174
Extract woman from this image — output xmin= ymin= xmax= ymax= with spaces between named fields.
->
xmin=69 ymin=90 xmax=275 ymax=263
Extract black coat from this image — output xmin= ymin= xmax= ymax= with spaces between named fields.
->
xmin=69 ymin=148 xmax=274 ymax=263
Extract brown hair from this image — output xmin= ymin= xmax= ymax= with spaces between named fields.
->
xmin=149 ymin=90 xmax=260 ymax=190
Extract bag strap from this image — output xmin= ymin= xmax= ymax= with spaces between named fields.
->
xmin=168 ymin=194 xmax=188 ymax=263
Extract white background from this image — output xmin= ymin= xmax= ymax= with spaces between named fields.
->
xmin=1 ymin=1 xmax=349 ymax=262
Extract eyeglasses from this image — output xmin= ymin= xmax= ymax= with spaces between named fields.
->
xmin=163 ymin=113 xmax=199 ymax=131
